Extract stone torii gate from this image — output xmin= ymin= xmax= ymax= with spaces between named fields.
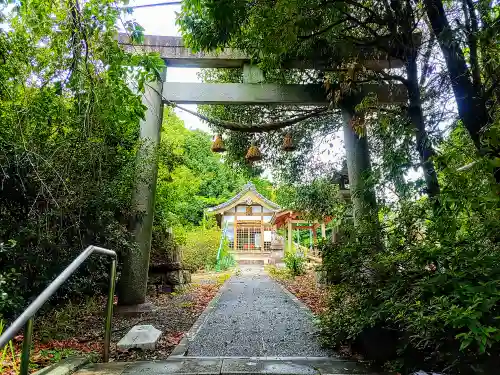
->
xmin=117 ymin=33 xmax=407 ymax=306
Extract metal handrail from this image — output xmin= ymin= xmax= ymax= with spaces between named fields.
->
xmin=0 ymin=245 xmax=117 ymax=375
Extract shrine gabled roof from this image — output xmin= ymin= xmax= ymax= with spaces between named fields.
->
xmin=206 ymin=182 xmax=280 ymax=214
xmin=270 ymin=210 xmax=333 ymax=229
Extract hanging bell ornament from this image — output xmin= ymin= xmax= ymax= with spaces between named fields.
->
xmin=282 ymin=133 xmax=296 ymax=152
xmin=245 ymin=142 xmax=263 ymax=162
xmin=211 ymin=134 xmax=226 ymax=153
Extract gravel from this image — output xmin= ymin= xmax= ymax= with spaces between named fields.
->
xmin=187 ymin=266 xmax=331 ymax=357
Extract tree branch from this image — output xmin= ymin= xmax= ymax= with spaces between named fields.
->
xmin=374 ymin=70 xmax=408 ymax=85
xmin=343 ymin=0 xmax=385 ymax=23
xmin=334 ymin=8 xmax=381 ymax=40
xmin=419 ymin=33 xmax=435 ymax=86
xmin=298 ymin=18 xmax=348 ymax=40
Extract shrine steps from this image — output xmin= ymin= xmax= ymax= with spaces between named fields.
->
xmin=233 ymin=251 xmax=272 ymax=265
xmin=74 ymin=356 xmax=379 ymax=375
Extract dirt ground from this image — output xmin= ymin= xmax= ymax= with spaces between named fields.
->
xmin=109 ymin=272 xmax=230 ymax=362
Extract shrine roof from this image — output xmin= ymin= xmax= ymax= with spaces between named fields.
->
xmin=207 ymin=182 xmax=280 ymax=214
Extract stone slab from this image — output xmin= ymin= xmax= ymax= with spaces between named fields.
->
xmin=286 ymin=359 xmax=374 ymax=374
xmin=262 ymin=360 xmax=319 ymax=375
xmin=114 ymin=302 xmax=157 ymax=316
xmin=76 ymin=358 xmax=378 ymax=375
xmin=33 ymin=356 xmax=89 ymax=375
xmin=221 ymin=358 xmax=264 ymax=374
xmin=222 ymin=359 xmax=320 ymax=375
xmin=123 ymin=359 xmax=223 ymax=375
xmin=117 ymin=325 xmax=162 ymax=350
xmin=75 ymin=362 xmax=131 ymax=375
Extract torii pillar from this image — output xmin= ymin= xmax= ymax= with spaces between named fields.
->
xmin=339 ymin=94 xmax=378 ymax=226
xmin=118 ymin=69 xmax=166 ymax=306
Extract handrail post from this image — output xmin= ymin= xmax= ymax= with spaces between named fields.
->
xmin=0 ymin=245 xmax=118 ymax=370
xmin=103 ymin=258 xmax=117 ymax=362
xmin=20 ymin=317 xmax=34 ymax=375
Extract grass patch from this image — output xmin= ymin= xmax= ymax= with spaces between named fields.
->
xmin=36 ymin=296 xmax=103 ymax=342
xmin=265 ymin=265 xmax=292 ymax=281
xmin=178 ymin=301 xmax=194 ymax=308
xmin=0 ymin=320 xmax=19 ymax=375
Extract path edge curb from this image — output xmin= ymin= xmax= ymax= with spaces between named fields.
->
xmin=32 ymin=356 xmax=89 ymax=375
xmin=270 ymin=275 xmax=315 ymax=318
xmin=169 ymin=275 xmax=233 ymax=358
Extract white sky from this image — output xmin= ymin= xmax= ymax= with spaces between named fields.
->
xmin=123 ymin=0 xmax=207 ymax=131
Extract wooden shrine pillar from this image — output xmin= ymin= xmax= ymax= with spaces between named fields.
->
xmin=283 ymin=225 xmax=287 ymax=250
xmin=321 ymin=222 xmax=326 ymax=239
xmin=234 ymin=217 xmax=238 ymax=251
xmin=287 ymin=219 xmax=293 ymax=252
xmin=260 ymin=218 xmax=265 ymax=252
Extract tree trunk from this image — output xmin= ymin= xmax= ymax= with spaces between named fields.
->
xmin=405 ymin=54 xmax=441 ymax=199
xmin=423 ymin=0 xmax=500 ymax=183
xmin=118 ymin=70 xmax=166 ymax=306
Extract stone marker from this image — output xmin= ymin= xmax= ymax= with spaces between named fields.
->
xmin=117 ymin=325 xmax=162 ymax=350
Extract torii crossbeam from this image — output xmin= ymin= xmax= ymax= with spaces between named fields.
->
xmin=119 ymin=33 xmax=407 ymax=106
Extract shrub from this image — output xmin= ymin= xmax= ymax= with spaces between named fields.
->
xmin=284 ymin=251 xmax=306 ymax=276
xmin=0 ymin=319 xmax=18 ymax=374
xmin=0 ymin=247 xmax=23 ymax=318
xmin=180 ymin=227 xmax=221 ymax=272
xmin=266 ymin=265 xmax=292 ymax=280
xmin=0 ymin=0 xmax=158 ymax=319
xmin=319 ymin=200 xmax=500 ymax=374
xmin=150 ymin=225 xmax=178 ymax=266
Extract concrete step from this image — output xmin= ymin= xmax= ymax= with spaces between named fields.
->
xmin=237 ymin=259 xmax=265 ymax=265
xmin=75 ymin=357 xmax=379 ymax=375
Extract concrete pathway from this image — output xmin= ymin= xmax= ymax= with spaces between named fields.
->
xmin=72 ymin=266 xmax=378 ymax=375
xmin=187 ymin=266 xmax=331 ymax=357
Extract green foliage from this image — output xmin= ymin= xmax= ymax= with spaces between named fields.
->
xmin=276 ymin=178 xmax=344 ymax=221
xmin=284 ymin=251 xmax=306 ymax=277
xmin=0 ymin=245 xmax=23 ymax=316
xmin=154 ymin=108 xmax=249 ymax=230
xmin=179 ymin=226 xmax=234 ymax=272
xmin=319 ymin=131 xmax=500 ymax=372
xmin=266 ymin=265 xmax=292 ymax=281
xmin=36 ymin=297 xmax=102 ymax=342
xmin=0 ymin=320 xmax=17 ymax=374
xmin=217 ymin=254 xmax=236 ymax=272
xmin=179 ymin=0 xmax=350 ymax=69
xmin=0 ymin=0 xmax=164 ymax=318
xmin=38 ymin=348 xmax=80 ymax=365
xmin=179 ymin=227 xmax=221 ymax=272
